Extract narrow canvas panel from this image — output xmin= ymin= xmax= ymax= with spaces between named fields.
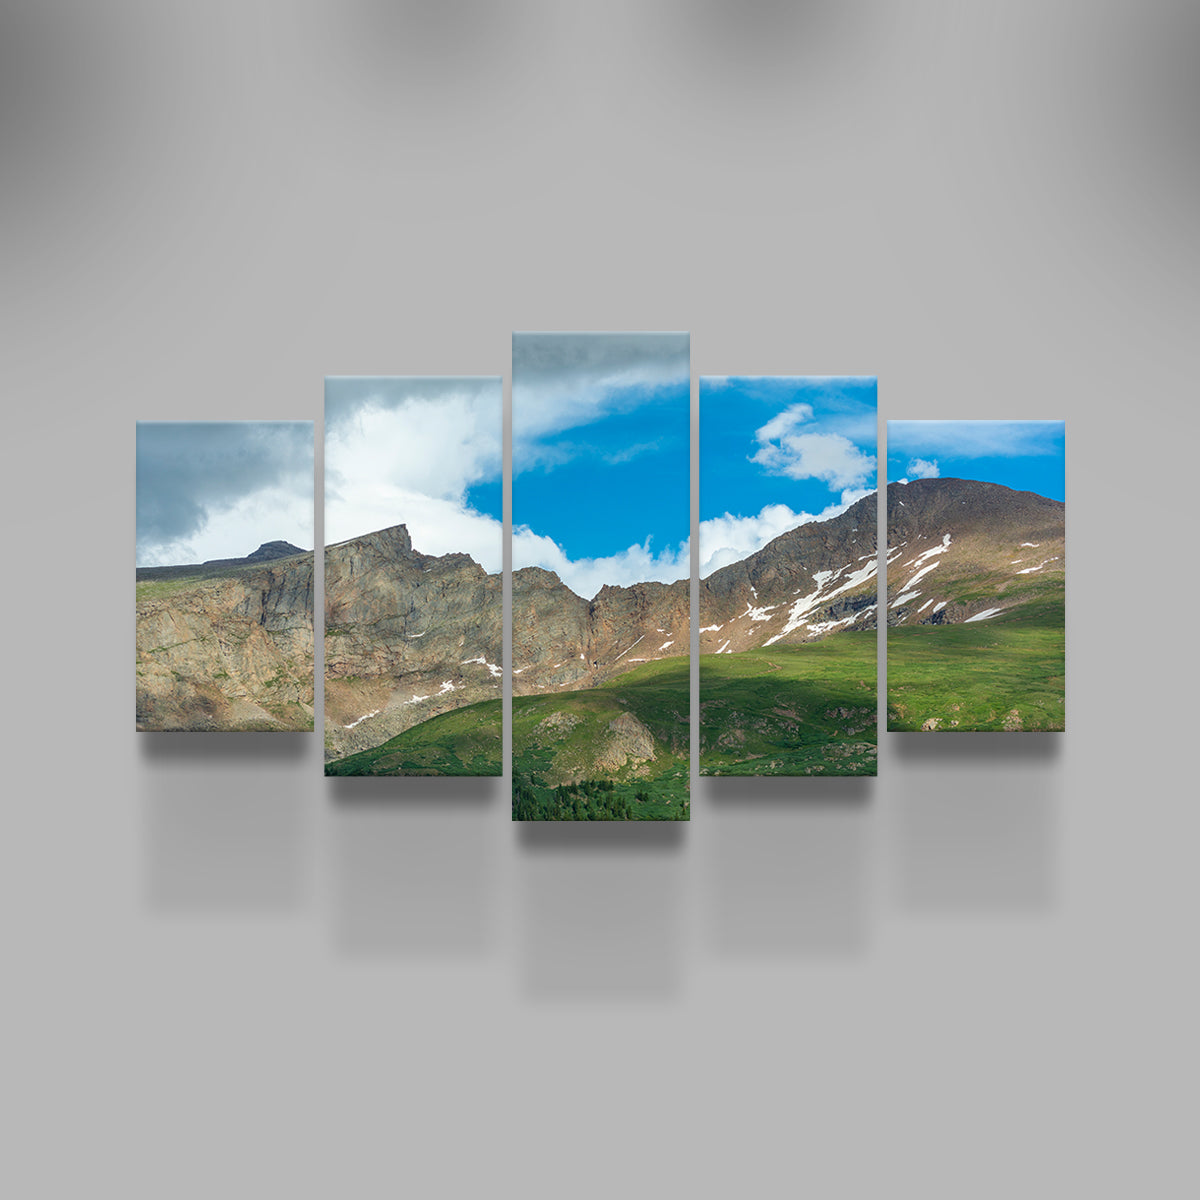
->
xmin=323 ymin=378 xmax=503 ymax=776
xmin=135 ymin=420 xmax=315 ymax=732
xmin=511 ymin=332 xmax=691 ymax=821
xmin=698 ymin=377 xmax=879 ymax=777
xmin=885 ymin=420 xmax=1066 ymax=732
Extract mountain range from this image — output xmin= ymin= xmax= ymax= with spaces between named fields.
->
xmin=135 ymin=475 xmax=1064 ymax=744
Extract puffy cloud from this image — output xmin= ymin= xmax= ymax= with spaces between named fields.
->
xmin=750 ymin=403 xmax=876 ymax=490
xmin=325 ymin=379 xmax=500 ymax=509
xmin=906 ymin=457 xmax=940 ymax=479
xmin=513 ymin=526 xmax=689 ymax=599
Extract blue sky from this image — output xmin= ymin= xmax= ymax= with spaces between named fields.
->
xmin=513 ymin=332 xmax=689 ymax=597
xmin=886 ymin=420 xmax=1065 ymax=500
xmin=325 ymin=377 xmax=502 ymax=571
xmin=699 ymin=377 xmax=877 ymax=576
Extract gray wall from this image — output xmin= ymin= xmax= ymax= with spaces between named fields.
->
xmin=4 ymin=3 xmax=1195 ymax=1196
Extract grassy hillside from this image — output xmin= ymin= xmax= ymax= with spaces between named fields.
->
xmin=512 ymin=657 xmax=689 ymax=820
xmin=325 ymin=699 xmax=502 ymax=775
xmin=886 ymin=598 xmax=1065 ymax=731
xmin=699 ymin=634 xmax=877 ymax=776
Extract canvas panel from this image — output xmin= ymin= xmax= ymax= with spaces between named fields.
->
xmin=698 ymin=377 xmax=879 ymax=777
xmin=885 ymin=420 xmax=1066 ymax=732
xmin=323 ymin=378 xmax=503 ymax=775
xmin=511 ymin=332 xmax=691 ymax=821
xmin=135 ymin=420 xmax=315 ymax=732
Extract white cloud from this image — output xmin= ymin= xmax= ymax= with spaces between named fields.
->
xmin=139 ymin=484 xmax=313 ymax=567
xmin=750 ymin=403 xmax=876 ymax=490
xmin=906 ymin=457 xmax=941 ymax=479
xmin=699 ymin=489 xmax=875 ymax=578
xmin=324 ymin=383 xmax=501 ymax=571
xmin=326 ymin=390 xmax=500 ymax=507
xmin=513 ymin=527 xmax=689 ymax=599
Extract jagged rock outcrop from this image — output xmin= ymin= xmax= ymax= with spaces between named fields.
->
xmin=136 ymin=548 xmax=314 ymax=731
xmin=323 ymin=525 xmax=502 ymax=760
xmin=511 ymin=570 xmax=689 ymax=694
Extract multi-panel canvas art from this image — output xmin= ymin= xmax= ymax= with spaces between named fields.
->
xmin=135 ymin=421 xmax=315 ymax=732
xmin=511 ymin=333 xmax=691 ymax=820
xmin=323 ymin=378 xmax=503 ymax=775
xmin=699 ymin=377 xmax=879 ymax=776
xmin=885 ymin=420 xmax=1066 ymax=732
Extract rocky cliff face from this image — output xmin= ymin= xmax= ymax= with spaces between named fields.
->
xmin=323 ymin=525 xmax=502 ymax=761
xmin=135 ymin=549 xmax=314 ymax=731
xmin=511 ymin=570 xmax=689 ymax=694
xmin=885 ymin=478 xmax=1065 ymax=625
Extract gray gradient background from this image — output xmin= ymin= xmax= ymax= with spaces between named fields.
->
xmin=4 ymin=3 xmax=1196 ymax=1197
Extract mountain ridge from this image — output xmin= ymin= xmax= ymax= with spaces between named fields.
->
xmin=136 ymin=540 xmax=309 ymax=581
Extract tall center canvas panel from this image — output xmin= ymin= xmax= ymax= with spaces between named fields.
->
xmin=323 ymin=378 xmax=503 ymax=775
xmin=698 ymin=378 xmax=878 ymax=776
xmin=511 ymin=332 xmax=691 ymax=821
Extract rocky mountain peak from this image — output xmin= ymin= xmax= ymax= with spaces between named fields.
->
xmin=886 ymin=477 xmax=1065 ymax=626
xmin=246 ymin=540 xmax=307 ymax=562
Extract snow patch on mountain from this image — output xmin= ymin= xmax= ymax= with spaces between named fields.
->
xmin=764 ymin=557 xmax=879 ymax=646
xmin=1016 ymin=557 xmax=1059 ymax=575
xmin=964 ymin=608 xmax=1004 ymax=623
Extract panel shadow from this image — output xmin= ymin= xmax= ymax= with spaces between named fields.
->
xmin=518 ymin=822 xmax=686 ymax=1001
xmin=705 ymin=776 xmax=872 ymax=956
xmin=141 ymin=735 xmax=312 ymax=913
xmin=890 ymin=733 xmax=1060 ymax=912
xmin=328 ymin=777 xmax=498 ymax=958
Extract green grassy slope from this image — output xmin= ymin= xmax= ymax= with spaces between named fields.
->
xmin=886 ymin=598 xmax=1065 ymax=731
xmin=512 ymin=657 xmax=690 ymax=820
xmin=699 ymin=634 xmax=878 ymax=776
xmin=325 ymin=699 xmax=502 ymax=775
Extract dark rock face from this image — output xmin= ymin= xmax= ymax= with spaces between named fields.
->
xmin=245 ymin=540 xmax=307 ymax=562
xmin=323 ymin=525 xmax=502 ymax=760
xmin=826 ymin=593 xmax=877 ymax=620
